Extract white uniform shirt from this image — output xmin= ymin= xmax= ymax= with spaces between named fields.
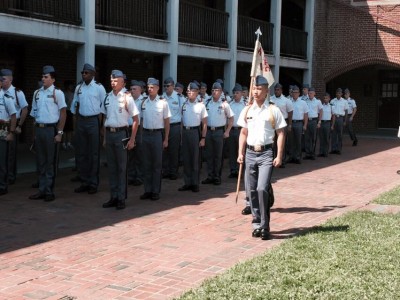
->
xmin=321 ymin=103 xmax=333 ymax=121
xmin=2 ymin=85 xmax=28 ymax=119
xmin=306 ymin=97 xmax=323 ymax=118
xmin=131 ymin=94 xmax=145 ymax=126
xmin=163 ymin=90 xmax=183 ymax=124
xmin=205 ymin=98 xmax=234 ymax=127
xmin=141 ymin=95 xmax=171 ymax=129
xmin=0 ymin=89 xmax=17 ymax=121
xmin=330 ymin=98 xmax=349 ymax=116
xmin=291 ymin=98 xmax=309 ymax=120
xmin=346 ymin=98 xmax=357 ymax=114
xmin=237 ymin=102 xmax=287 ymax=146
xmin=102 ymin=88 xmax=139 ymax=128
xmin=270 ymin=95 xmax=293 ymax=119
xmin=197 ymin=93 xmax=210 ymax=103
xmin=182 ymin=100 xmax=208 ymax=127
xmin=70 ymin=79 xmax=106 ymax=116
xmin=229 ymin=98 xmax=247 ymax=127
xmin=30 ymin=85 xmax=67 ymax=124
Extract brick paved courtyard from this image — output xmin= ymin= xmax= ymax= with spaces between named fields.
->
xmin=0 ymin=136 xmax=399 ymax=299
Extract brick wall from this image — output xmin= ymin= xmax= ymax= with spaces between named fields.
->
xmin=313 ymin=0 xmax=400 ymax=131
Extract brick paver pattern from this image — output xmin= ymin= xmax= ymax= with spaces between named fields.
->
xmin=0 ymin=137 xmax=399 ymax=299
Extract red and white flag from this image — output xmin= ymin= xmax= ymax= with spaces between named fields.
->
xmin=250 ymin=28 xmax=274 ymax=88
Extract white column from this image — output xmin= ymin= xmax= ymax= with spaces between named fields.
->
xmin=163 ymin=0 xmax=179 ymax=82
xmin=76 ymin=0 xmax=95 ymax=82
xmin=303 ymin=0 xmax=315 ymax=85
xmin=224 ymin=0 xmax=238 ymax=93
xmin=270 ymin=0 xmax=282 ymax=86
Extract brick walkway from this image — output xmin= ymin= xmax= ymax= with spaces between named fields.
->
xmin=0 ymin=137 xmax=399 ymax=300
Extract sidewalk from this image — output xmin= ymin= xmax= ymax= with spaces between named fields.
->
xmin=0 ymin=136 xmax=399 ymax=300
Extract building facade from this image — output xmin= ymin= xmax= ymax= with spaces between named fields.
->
xmin=0 ymin=0 xmax=399 ymax=142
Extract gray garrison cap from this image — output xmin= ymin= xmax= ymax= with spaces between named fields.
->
xmin=0 ymin=69 xmax=13 ymax=76
xmin=188 ymin=82 xmax=199 ymax=90
xmin=130 ymin=80 xmax=141 ymax=87
xmin=212 ymin=82 xmax=222 ymax=90
xmin=292 ymin=85 xmax=300 ymax=92
xmin=274 ymin=83 xmax=283 ymax=89
xmin=147 ymin=77 xmax=159 ymax=86
xmin=111 ymin=70 xmax=124 ymax=78
xmin=309 ymin=87 xmax=316 ymax=92
xmin=42 ymin=65 xmax=55 ymax=74
xmin=175 ymin=82 xmax=184 ymax=89
xmin=82 ymin=63 xmax=95 ymax=72
xmin=232 ymin=83 xmax=243 ymax=93
xmin=163 ymin=77 xmax=174 ymax=85
xmin=255 ymin=75 xmax=268 ymax=86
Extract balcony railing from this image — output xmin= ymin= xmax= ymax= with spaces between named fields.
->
xmin=179 ymin=1 xmax=228 ymax=48
xmin=95 ymin=0 xmax=167 ymax=39
xmin=280 ymin=26 xmax=308 ymax=59
xmin=237 ymin=16 xmax=274 ymax=53
xmin=0 ymin=0 xmax=81 ymax=25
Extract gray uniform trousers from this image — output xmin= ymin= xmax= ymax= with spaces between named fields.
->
xmin=142 ymin=130 xmax=163 ymax=194
xmin=246 ymin=147 xmax=273 ymax=230
xmin=347 ymin=115 xmax=357 ymax=141
xmin=105 ymin=130 xmax=128 ymax=200
xmin=227 ymin=127 xmax=240 ymax=173
xmin=128 ymin=126 xmax=143 ymax=183
xmin=205 ymin=128 xmax=224 ymax=180
xmin=182 ymin=127 xmax=200 ymax=186
xmin=0 ymin=139 xmax=9 ymax=190
xmin=162 ymin=123 xmax=181 ymax=177
xmin=305 ymin=119 xmax=317 ymax=157
xmin=7 ymin=133 xmax=17 ymax=182
xmin=289 ymin=121 xmax=303 ymax=161
xmin=331 ymin=116 xmax=344 ymax=152
xmin=319 ymin=121 xmax=331 ymax=156
xmin=76 ymin=116 xmax=100 ymax=187
xmin=35 ymin=126 xmax=58 ymax=196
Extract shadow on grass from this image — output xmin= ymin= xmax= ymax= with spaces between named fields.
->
xmin=271 ymin=224 xmax=350 ymax=240
xmin=272 ymin=205 xmax=347 ymax=214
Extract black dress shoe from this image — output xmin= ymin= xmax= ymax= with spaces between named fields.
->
xmin=260 ymin=228 xmax=271 ymax=240
xmin=169 ymin=174 xmax=178 ymax=180
xmin=252 ymin=228 xmax=261 ymax=238
xmin=201 ymin=178 xmax=214 ymax=184
xmin=241 ymin=206 xmax=251 ymax=215
xmin=74 ymin=185 xmax=89 ymax=193
xmin=336 ymin=151 xmax=341 ymax=155
xmin=191 ymin=185 xmax=199 ymax=192
xmin=102 ymin=198 xmax=118 ymax=208
xmin=352 ymin=139 xmax=358 ymax=146
xmin=132 ymin=179 xmax=143 ymax=186
xmin=0 ymin=189 xmax=8 ymax=196
xmin=151 ymin=193 xmax=160 ymax=201
xmin=140 ymin=192 xmax=152 ymax=200
xmin=87 ymin=186 xmax=98 ymax=194
xmin=228 ymin=172 xmax=238 ymax=178
xmin=178 ymin=185 xmax=192 ymax=191
xmin=294 ymin=159 xmax=301 ymax=164
xmin=303 ymin=156 xmax=311 ymax=160
xmin=8 ymin=179 xmax=15 ymax=185
xmin=44 ymin=194 xmax=55 ymax=202
xmin=29 ymin=192 xmax=45 ymax=200
xmin=116 ymin=200 xmax=126 ymax=210
xmin=162 ymin=173 xmax=170 ymax=179
xmin=213 ymin=178 xmax=221 ymax=185
xmin=329 ymin=150 xmax=336 ymax=154
xmin=317 ymin=153 xmax=324 ymax=157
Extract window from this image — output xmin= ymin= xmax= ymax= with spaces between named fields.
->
xmin=381 ymin=83 xmax=398 ymax=98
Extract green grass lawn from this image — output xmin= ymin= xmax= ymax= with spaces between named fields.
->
xmin=372 ymin=185 xmax=400 ymax=206
xmin=176 ymin=211 xmax=400 ymax=300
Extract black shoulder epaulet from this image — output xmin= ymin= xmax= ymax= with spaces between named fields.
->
xmin=95 ymin=81 xmax=103 ymax=85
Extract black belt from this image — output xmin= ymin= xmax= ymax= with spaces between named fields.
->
xmin=232 ymin=127 xmax=242 ymax=130
xmin=207 ymin=126 xmax=225 ymax=131
xmin=183 ymin=126 xmax=200 ymax=130
xmin=35 ymin=123 xmax=57 ymax=128
xmin=335 ymin=115 xmax=344 ymax=118
xmin=308 ymin=118 xmax=317 ymax=121
xmin=170 ymin=122 xmax=181 ymax=127
xmin=321 ymin=120 xmax=331 ymax=123
xmin=247 ymin=144 xmax=272 ymax=152
xmin=79 ymin=114 xmax=98 ymax=119
xmin=143 ymin=128 xmax=163 ymax=132
xmin=106 ymin=126 xmax=128 ymax=132
xmin=292 ymin=120 xmax=303 ymax=123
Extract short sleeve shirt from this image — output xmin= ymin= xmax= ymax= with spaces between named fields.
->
xmin=3 ymin=85 xmax=28 ymax=119
xmin=0 ymin=89 xmax=17 ymax=121
xmin=71 ymin=79 xmax=106 ymax=116
xmin=141 ymin=95 xmax=171 ymax=129
xmin=205 ymin=98 xmax=234 ymax=127
xmin=292 ymin=98 xmax=309 ymax=120
xmin=182 ymin=100 xmax=208 ymax=127
xmin=237 ymin=102 xmax=287 ymax=146
xmin=270 ymin=95 xmax=294 ymax=119
xmin=30 ymin=85 xmax=67 ymax=123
